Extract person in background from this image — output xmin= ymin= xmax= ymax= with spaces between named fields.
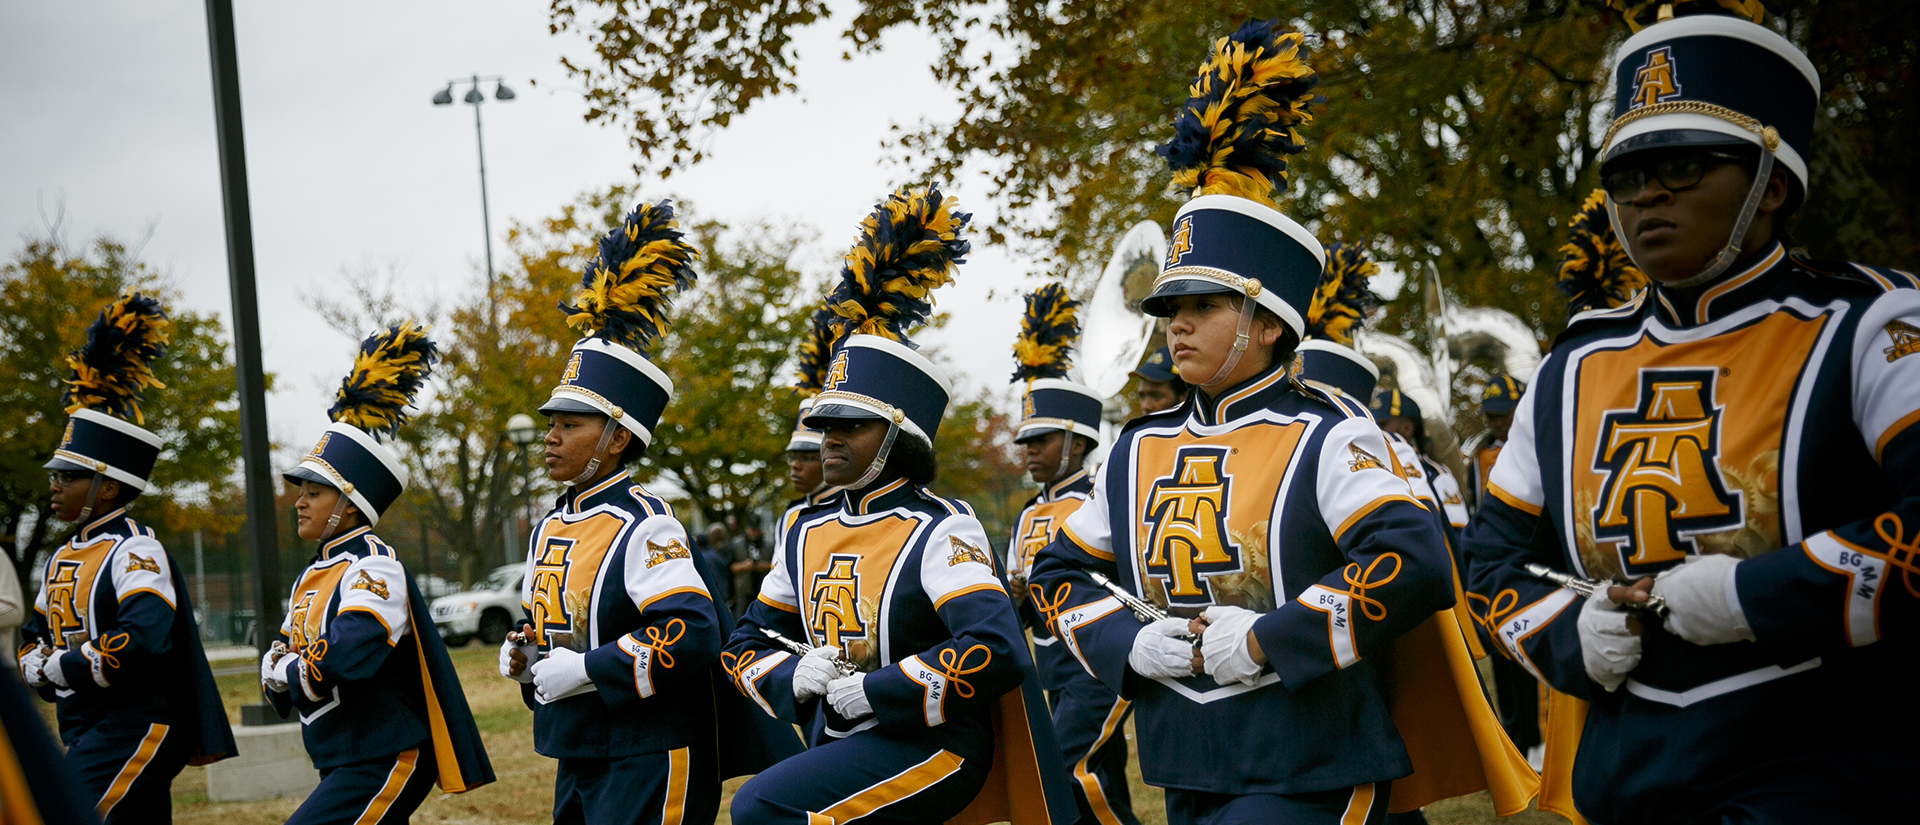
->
xmin=727 ymin=523 xmax=771 ymax=620
xmin=0 ymin=546 xmax=22 ymax=668
xmin=1462 ymin=373 xmax=1523 ymax=516
xmin=1131 ymin=346 xmax=1189 ymax=415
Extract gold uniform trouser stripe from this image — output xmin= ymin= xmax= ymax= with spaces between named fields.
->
xmin=353 ymin=748 xmax=419 ymax=825
xmin=661 ymin=746 xmax=689 ymax=825
xmin=97 ymin=723 xmax=169 ymax=819
xmin=1072 ymin=697 xmax=1132 ymax=825
xmin=1340 ymin=781 xmax=1378 ymax=825
xmin=806 ymin=749 xmax=965 ymax=825
xmin=0 ymin=726 xmax=44 ymax=825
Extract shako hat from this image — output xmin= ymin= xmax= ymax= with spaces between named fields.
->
xmin=1369 ymin=387 xmax=1422 ymax=423
xmin=1295 ymin=241 xmax=1382 ymax=401
xmin=1602 ymin=1 xmax=1816 ymax=189
xmin=46 ymin=293 xmax=172 ymax=492
xmin=283 ymin=322 xmax=438 ymax=526
xmin=803 ymin=184 xmax=969 ymax=448
xmin=1010 ymin=283 xmax=1101 ymax=445
xmin=1141 ymin=19 xmax=1326 ymax=340
xmin=539 ymin=200 xmax=700 ymax=450
xmin=1130 ymin=346 xmax=1179 ymax=384
xmin=785 ymin=306 xmax=838 ymax=452
xmin=1480 ymin=373 xmax=1526 ymax=415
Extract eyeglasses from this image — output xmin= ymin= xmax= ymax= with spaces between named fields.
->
xmin=48 ymin=471 xmax=93 ymax=487
xmin=1602 ymin=150 xmax=1747 ymax=202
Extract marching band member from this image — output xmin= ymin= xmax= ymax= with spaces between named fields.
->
xmin=498 ymin=199 xmax=788 ymax=825
xmin=775 ymin=307 xmax=842 ymax=550
xmin=723 ymin=184 xmax=1073 ymax=824
xmin=1131 ymin=347 xmax=1189 ymax=415
xmin=1369 ymin=390 xmax=1469 ymax=539
xmin=1029 ymin=21 xmax=1534 ymax=823
xmin=1461 ymin=373 xmax=1524 ymax=516
xmin=19 ymin=294 xmax=235 ymax=823
xmin=1465 ymin=3 xmax=1920 ymax=821
xmin=1007 ymin=284 xmax=1139 ymax=825
xmin=267 ymin=322 xmax=494 ymax=823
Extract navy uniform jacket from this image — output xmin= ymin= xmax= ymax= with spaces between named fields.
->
xmin=2 ymin=668 xmax=99 ymax=824
xmin=21 ymin=508 xmax=234 ymax=763
xmin=269 ymin=526 xmax=493 ymax=789
xmin=519 ymin=470 xmax=722 ymax=759
xmin=1462 ymin=244 xmax=1920 ymax=823
xmin=1007 ymin=469 xmax=1093 ymax=692
xmin=1029 ymin=362 xmax=1457 ymax=796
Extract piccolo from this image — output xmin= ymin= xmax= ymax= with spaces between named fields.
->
xmin=759 ymin=627 xmax=860 ymax=676
xmin=1525 ymin=563 xmax=1669 ymax=617
xmin=269 ymin=640 xmax=289 ymax=664
xmin=1089 ymin=571 xmax=1199 ymax=642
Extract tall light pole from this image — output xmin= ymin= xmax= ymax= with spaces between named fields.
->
xmin=504 ymin=413 xmax=540 ymax=566
xmin=433 ymin=75 xmax=515 ymax=323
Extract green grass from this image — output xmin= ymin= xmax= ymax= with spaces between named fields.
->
xmin=165 ymin=644 xmax=1566 ymax=823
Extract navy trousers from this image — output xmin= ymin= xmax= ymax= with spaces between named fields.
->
xmin=286 ymin=747 xmax=439 ymax=825
xmin=554 ymin=744 xmax=719 ymax=825
xmin=731 ymin=725 xmax=993 ymax=825
xmin=66 ymin=716 xmax=191 ymax=824
xmin=1040 ymin=641 xmax=1139 ymax=825
xmin=1163 ymin=781 xmax=1390 ymax=825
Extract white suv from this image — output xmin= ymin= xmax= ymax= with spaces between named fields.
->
xmin=431 ymin=564 xmax=523 ymax=646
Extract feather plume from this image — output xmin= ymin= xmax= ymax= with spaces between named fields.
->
xmin=560 ymin=199 xmax=700 ymax=355
xmin=1557 ymin=189 xmax=1649 ymax=314
xmin=1156 ymin=18 xmax=1318 ymax=209
xmin=1608 ymin=0 xmax=1771 ymax=32
xmin=328 ymin=320 xmax=439 ymax=440
xmin=792 ymin=305 xmax=840 ymax=396
xmin=1011 ymin=283 xmax=1081 ymax=383
xmin=62 ymin=292 xmax=172 ymax=425
xmin=1307 ymin=242 xmax=1381 ymax=346
xmin=826 ymin=184 xmax=970 ymax=342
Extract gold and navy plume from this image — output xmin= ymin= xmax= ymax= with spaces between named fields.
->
xmin=1011 ymin=283 xmax=1081 ymax=384
xmin=1557 ymin=189 xmax=1648 ymax=315
xmin=560 ymin=199 xmax=700 ymax=355
xmin=62 ymin=292 xmax=172 ymax=425
xmin=826 ymin=184 xmax=970 ymax=342
xmin=1608 ymin=0 xmax=1770 ymax=32
xmin=793 ymin=304 xmax=839 ymax=396
xmin=1157 ymin=18 xmax=1319 ymax=208
xmin=329 ymin=321 xmax=438 ymax=440
xmin=1307 ymin=242 xmax=1381 ymax=346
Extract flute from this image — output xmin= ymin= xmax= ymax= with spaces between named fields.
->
xmin=759 ymin=627 xmax=861 ymax=676
xmin=1089 ymin=571 xmax=1200 ymax=642
xmin=1525 ymin=563 xmax=1670 ymax=617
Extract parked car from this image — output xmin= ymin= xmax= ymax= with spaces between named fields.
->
xmin=431 ymin=564 xmax=522 ymax=646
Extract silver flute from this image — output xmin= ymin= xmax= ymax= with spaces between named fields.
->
xmin=1526 ymin=563 xmax=1670 ymax=617
xmin=1090 ymin=571 xmax=1200 ymax=642
xmin=759 ymin=627 xmax=861 ymax=676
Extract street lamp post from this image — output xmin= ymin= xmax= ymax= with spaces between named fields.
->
xmin=504 ymin=413 xmax=539 ymax=565
xmin=433 ymin=75 xmax=515 ymax=321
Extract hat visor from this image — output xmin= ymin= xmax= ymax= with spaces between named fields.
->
xmin=1012 ymin=425 xmax=1068 ymax=445
xmin=43 ymin=456 xmax=93 ymax=473
xmin=1600 ymin=129 xmax=1756 ymax=174
xmin=802 ymin=403 xmax=886 ymax=429
xmin=281 ymin=465 xmax=339 ymax=491
xmin=1140 ymin=277 xmax=1237 ymax=318
xmin=1480 ymin=397 xmax=1519 ymax=415
xmin=538 ymin=397 xmax=604 ymax=416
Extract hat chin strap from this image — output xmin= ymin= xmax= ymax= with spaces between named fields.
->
xmin=1198 ymin=291 xmax=1260 ymax=389
xmin=316 ymin=494 xmax=351 ymax=543
xmin=1610 ymin=147 xmax=1777 ymax=291
xmin=567 ymin=419 xmax=624 ymax=488
xmin=76 ymin=473 xmax=104 ymax=524
xmin=848 ymin=423 xmax=902 ymax=491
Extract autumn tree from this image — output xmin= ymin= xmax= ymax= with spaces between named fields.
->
xmin=0 ymin=225 xmax=245 ymax=588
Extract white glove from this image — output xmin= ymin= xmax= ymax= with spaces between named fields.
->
xmin=827 ymin=673 xmax=871 ymax=718
xmin=272 ymin=651 xmax=301 ymax=692
xmin=1128 ymin=618 xmax=1197 ymax=680
xmin=531 ymin=646 xmax=593 ymax=704
xmin=792 ymin=645 xmax=842 ymax=701
xmin=1578 ymin=589 xmax=1641 ymax=692
xmin=261 ymin=652 xmax=289 ymax=693
xmin=499 ymin=637 xmax=538 ymax=684
xmin=1656 ymin=554 xmax=1754 ymax=646
xmin=42 ymin=650 xmax=69 ymax=689
xmin=1199 ymin=605 xmax=1264 ymax=686
xmin=20 ymin=648 xmax=47 ymax=688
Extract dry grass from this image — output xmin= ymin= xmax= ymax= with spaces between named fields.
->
xmin=165 ymin=645 xmax=1565 ymax=824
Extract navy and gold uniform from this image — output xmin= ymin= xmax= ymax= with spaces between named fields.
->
xmin=1463 ymin=374 xmax=1524 ymax=516
xmin=1032 ymin=21 xmax=1534 ymax=824
xmin=19 ymin=294 xmax=234 ymax=824
xmin=270 ymin=323 xmax=493 ymax=824
xmin=1465 ymin=7 xmax=1920 ymax=822
xmin=724 ymin=184 xmax=1073 ymax=825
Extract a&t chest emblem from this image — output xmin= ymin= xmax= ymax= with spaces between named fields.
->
xmin=809 ymin=554 xmax=867 ymax=650
xmin=1591 ymin=368 xmax=1743 ymax=576
xmin=1141 ymin=445 xmax=1242 ymax=608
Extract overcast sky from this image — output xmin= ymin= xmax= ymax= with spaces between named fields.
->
xmin=1 ymin=0 xmax=1036 ymax=465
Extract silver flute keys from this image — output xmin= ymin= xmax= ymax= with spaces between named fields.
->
xmin=759 ymin=627 xmax=861 ymax=676
xmin=1525 ymin=563 xmax=1670 ymax=617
